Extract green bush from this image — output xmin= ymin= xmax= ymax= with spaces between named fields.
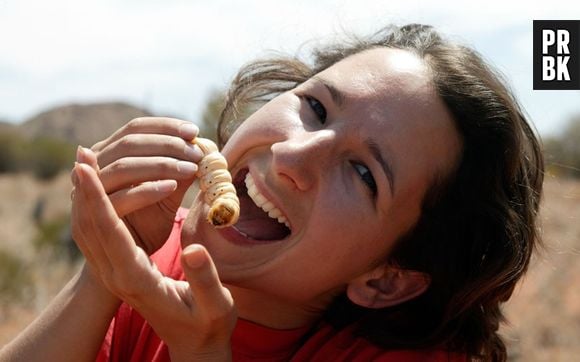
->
xmin=25 ymin=137 xmax=76 ymax=180
xmin=0 ymin=132 xmax=27 ymax=173
xmin=0 ymin=132 xmax=75 ymax=180
xmin=33 ymin=215 xmax=70 ymax=250
xmin=0 ymin=250 xmax=31 ymax=305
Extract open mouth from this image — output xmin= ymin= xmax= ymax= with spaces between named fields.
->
xmin=231 ymin=168 xmax=292 ymax=241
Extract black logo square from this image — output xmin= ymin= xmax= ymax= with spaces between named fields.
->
xmin=533 ymin=20 xmax=580 ymax=90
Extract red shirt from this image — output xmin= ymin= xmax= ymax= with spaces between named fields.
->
xmin=97 ymin=208 xmax=465 ymax=362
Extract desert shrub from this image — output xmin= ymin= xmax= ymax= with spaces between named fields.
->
xmin=0 ymin=131 xmax=75 ymax=180
xmin=33 ymin=215 xmax=78 ymax=260
xmin=0 ymin=132 xmax=27 ymax=173
xmin=0 ymin=250 xmax=31 ymax=306
xmin=24 ymin=137 xmax=75 ymax=180
xmin=544 ymin=115 xmax=580 ymax=178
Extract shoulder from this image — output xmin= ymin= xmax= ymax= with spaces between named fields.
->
xmin=292 ymin=323 xmax=466 ymax=362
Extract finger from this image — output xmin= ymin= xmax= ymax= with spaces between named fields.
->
xmin=109 ymin=180 xmax=178 ymax=217
xmin=77 ymin=146 xmax=100 ymax=171
xmin=181 ymin=244 xmax=234 ymax=317
xmin=92 ymin=117 xmax=199 ymax=153
xmin=99 ymin=157 xmax=198 ymax=193
xmin=70 ymin=163 xmax=112 ymax=272
xmin=75 ymin=162 xmax=164 ymax=300
xmin=71 ymin=146 xmax=99 ymax=187
xmin=75 ymin=162 xmax=141 ymax=267
xmin=97 ymin=134 xmax=203 ymax=169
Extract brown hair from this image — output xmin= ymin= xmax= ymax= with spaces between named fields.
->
xmin=217 ymin=24 xmax=544 ymax=361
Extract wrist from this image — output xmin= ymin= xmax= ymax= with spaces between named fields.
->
xmin=77 ymin=263 xmax=121 ymax=308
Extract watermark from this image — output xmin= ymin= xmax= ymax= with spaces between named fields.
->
xmin=533 ymin=20 xmax=580 ymax=90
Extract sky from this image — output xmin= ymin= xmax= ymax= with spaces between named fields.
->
xmin=0 ymin=0 xmax=579 ymax=136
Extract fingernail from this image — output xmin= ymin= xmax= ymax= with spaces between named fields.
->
xmin=184 ymin=143 xmax=204 ymax=161
xmin=155 ymin=180 xmax=177 ymax=193
xmin=179 ymin=122 xmax=199 ymax=141
xmin=184 ymin=244 xmax=206 ymax=268
xmin=176 ymin=161 xmax=198 ymax=175
xmin=82 ymin=147 xmax=93 ymax=158
xmin=76 ymin=145 xmax=84 ymax=162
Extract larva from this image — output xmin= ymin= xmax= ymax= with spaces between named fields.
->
xmin=192 ymin=137 xmax=240 ymax=228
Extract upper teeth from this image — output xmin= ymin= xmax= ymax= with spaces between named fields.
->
xmin=245 ymin=173 xmax=290 ymax=229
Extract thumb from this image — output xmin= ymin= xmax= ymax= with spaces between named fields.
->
xmin=181 ymin=244 xmax=234 ymax=317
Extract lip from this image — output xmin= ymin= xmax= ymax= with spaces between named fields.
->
xmin=217 ymin=226 xmax=289 ymax=246
xmin=217 ymin=167 xmax=293 ymax=246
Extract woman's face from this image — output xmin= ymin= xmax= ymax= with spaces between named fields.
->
xmin=183 ymin=47 xmax=461 ymax=318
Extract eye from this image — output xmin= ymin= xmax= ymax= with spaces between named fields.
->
xmin=305 ymin=96 xmax=327 ymax=124
xmin=352 ymin=162 xmax=377 ymax=196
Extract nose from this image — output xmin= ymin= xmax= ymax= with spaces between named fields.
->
xmin=270 ymin=129 xmax=336 ymax=191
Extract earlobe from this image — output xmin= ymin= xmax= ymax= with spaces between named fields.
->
xmin=346 ymin=265 xmax=431 ymax=309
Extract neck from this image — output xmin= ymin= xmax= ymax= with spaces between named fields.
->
xmin=226 ymin=284 xmax=329 ymax=330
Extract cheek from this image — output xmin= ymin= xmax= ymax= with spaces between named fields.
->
xmin=298 ymin=188 xmax=388 ymax=274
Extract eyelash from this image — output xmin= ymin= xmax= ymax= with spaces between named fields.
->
xmin=305 ymin=96 xmax=327 ymax=124
xmin=303 ymin=94 xmax=377 ymax=198
xmin=352 ymin=162 xmax=378 ymax=197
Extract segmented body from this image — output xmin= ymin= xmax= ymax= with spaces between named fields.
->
xmin=192 ymin=137 xmax=240 ymax=228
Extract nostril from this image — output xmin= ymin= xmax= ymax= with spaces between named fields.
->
xmin=277 ymin=172 xmax=300 ymax=191
xmin=271 ymin=138 xmax=321 ymax=192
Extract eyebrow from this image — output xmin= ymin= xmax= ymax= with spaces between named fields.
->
xmin=366 ymin=139 xmax=396 ymax=196
xmin=312 ymin=76 xmax=346 ymax=109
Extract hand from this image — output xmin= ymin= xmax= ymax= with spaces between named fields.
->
xmin=71 ymin=156 xmax=237 ymax=361
xmin=79 ymin=117 xmax=204 ymax=254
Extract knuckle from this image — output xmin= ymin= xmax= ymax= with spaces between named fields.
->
xmin=109 ymin=158 xmax=130 ymax=174
xmin=125 ymin=117 xmax=147 ymax=131
xmin=91 ymin=140 xmax=105 ymax=152
xmin=203 ymin=293 xmax=236 ymax=325
xmin=201 ymin=308 xmax=236 ymax=336
xmin=117 ymin=134 xmax=137 ymax=151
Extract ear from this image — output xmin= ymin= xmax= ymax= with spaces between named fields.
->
xmin=346 ymin=264 xmax=431 ymax=309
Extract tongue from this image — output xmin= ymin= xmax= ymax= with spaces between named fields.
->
xmin=234 ymin=193 xmax=289 ymax=241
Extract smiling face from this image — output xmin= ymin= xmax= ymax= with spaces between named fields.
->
xmin=182 ymin=47 xmax=462 ymax=326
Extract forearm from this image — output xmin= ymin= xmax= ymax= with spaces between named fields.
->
xmin=0 ymin=264 xmax=121 ymax=362
xmin=169 ymin=345 xmax=232 ymax=362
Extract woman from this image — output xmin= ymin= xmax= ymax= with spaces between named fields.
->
xmin=1 ymin=24 xmax=543 ymax=361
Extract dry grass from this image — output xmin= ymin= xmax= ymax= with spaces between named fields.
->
xmin=0 ymin=171 xmax=79 ymax=345
xmin=501 ymin=176 xmax=580 ymax=361
xmin=0 ymin=174 xmax=579 ymax=360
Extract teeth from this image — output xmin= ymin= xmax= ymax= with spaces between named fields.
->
xmin=262 ymin=201 xmax=275 ymax=212
xmin=245 ymin=173 xmax=290 ymax=229
xmin=268 ymin=208 xmax=282 ymax=219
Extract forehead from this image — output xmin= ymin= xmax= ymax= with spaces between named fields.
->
xmin=318 ymin=47 xmax=433 ymax=102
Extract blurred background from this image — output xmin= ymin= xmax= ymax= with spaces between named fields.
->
xmin=0 ymin=1 xmax=579 ymax=360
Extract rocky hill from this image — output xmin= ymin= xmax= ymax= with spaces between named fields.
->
xmin=0 ymin=121 xmax=17 ymax=134
xmin=18 ymin=102 xmax=153 ymax=146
